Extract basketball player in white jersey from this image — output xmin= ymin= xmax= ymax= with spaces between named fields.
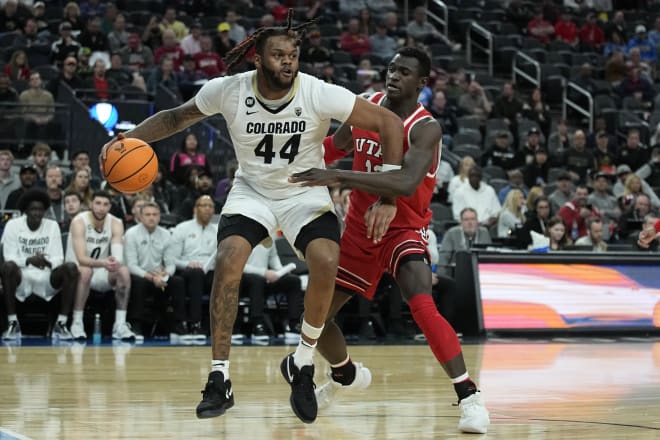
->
xmin=100 ymin=10 xmax=404 ymax=424
xmin=66 ymin=191 xmax=136 ymax=341
xmin=1 ymin=189 xmax=79 ymax=341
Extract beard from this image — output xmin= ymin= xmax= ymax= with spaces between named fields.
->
xmin=261 ymin=63 xmax=297 ymax=91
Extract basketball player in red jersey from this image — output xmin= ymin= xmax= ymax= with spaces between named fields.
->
xmin=290 ymin=47 xmax=490 ymax=433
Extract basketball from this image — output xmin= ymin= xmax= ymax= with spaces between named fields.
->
xmin=102 ymin=137 xmax=158 ymax=194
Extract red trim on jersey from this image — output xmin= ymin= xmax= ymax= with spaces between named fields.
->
xmin=655 ymin=219 xmax=660 ymax=233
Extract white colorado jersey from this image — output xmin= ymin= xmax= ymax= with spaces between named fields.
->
xmin=65 ymin=212 xmax=115 ymax=263
xmin=195 ymin=71 xmax=356 ymax=199
xmin=1 ymin=216 xmax=63 ymax=269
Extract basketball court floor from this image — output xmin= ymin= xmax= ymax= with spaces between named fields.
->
xmin=1 ymin=338 xmax=659 ymax=439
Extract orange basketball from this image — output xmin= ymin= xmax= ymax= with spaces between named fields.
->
xmin=102 ymin=137 xmax=158 ymax=194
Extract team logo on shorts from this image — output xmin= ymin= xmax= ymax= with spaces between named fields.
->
xmin=245 ymin=97 xmax=255 ymax=107
xmin=295 ymin=107 xmax=302 ymax=116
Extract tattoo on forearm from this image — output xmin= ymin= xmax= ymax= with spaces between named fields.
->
xmin=211 ymin=279 xmax=240 ymax=359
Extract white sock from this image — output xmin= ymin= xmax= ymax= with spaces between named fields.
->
xmin=211 ymin=360 xmax=229 ymax=379
xmin=115 ymin=310 xmax=127 ymax=327
xmin=293 ymin=339 xmax=316 ymax=367
xmin=8 ymin=314 xmax=17 ymax=323
xmin=57 ymin=314 xmax=68 ymax=324
xmin=72 ymin=311 xmax=83 ymax=324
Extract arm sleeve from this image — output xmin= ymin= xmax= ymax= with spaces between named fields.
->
xmin=124 ymin=230 xmax=146 ymax=277
xmin=312 ymin=79 xmax=357 ymax=122
xmin=1 ymin=221 xmax=25 ymax=268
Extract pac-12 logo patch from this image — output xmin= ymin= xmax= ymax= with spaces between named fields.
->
xmin=245 ymin=96 xmax=255 ymax=107
xmin=295 ymin=107 xmax=302 ymax=116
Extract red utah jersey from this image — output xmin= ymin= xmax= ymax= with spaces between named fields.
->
xmin=346 ymin=92 xmax=440 ymax=231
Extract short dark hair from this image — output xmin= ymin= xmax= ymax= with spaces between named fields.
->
xmin=17 ymin=188 xmax=51 ymax=213
xmin=92 ymin=190 xmax=113 ymax=202
xmin=63 ymin=190 xmax=82 ymax=202
xmin=396 ymin=47 xmax=431 ymax=78
xmin=460 ymin=207 xmax=478 ymax=220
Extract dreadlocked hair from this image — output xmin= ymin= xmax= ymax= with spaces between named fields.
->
xmin=224 ymin=9 xmax=318 ymax=72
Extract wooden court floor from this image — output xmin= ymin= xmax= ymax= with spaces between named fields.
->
xmin=1 ymin=340 xmax=659 ymax=439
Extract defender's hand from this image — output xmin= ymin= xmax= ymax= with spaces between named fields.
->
xmin=364 ymin=199 xmax=397 ymax=243
xmin=289 ymin=168 xmax=341 ymax=187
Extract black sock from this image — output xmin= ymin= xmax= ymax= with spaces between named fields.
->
xmin=454 ymin=379 xmax=478 ymax=401
xmin=331 ymin=360 xmax=356 ymax=386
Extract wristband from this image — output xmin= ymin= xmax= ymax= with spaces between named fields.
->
xmin=381 ymin=164 xmax=402 ymax=172
xmin=323 ymin=136 xmax=349 ymax=165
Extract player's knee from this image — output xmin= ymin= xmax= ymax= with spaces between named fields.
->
xmin=307 ymin=251 xmax=339 ymax=275
xmin=1 ymin=261 xmax=20 ymax=279
xmin=216 ymin=238 xmax=251 ymax=274
xmin=62 ymin=262 xmax=79 ymax=280
xmin=78 ymin=266 xmax=93 ymax=283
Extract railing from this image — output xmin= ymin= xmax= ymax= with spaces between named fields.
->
xmin=0 ymin=102 xmax=72 ymax=153
xmin=466 ymin=22 xmax=493 ymax=77
xmin=563 ymin=81 xmax=594 ymax=132
xmin=427 ymin=0 xmax=449 ymax=37
xmin=512 ymin=51 xmax=541 ymax=89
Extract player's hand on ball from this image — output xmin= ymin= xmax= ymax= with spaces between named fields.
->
xmin=365 ymin=198 xmax=396 ymax=243
xmin=289 ymin=168 xmax=340 ymax=187
xmin=99 ymin=132 xmax=125 ymax=174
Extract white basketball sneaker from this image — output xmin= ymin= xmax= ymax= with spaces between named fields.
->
xmin=112 ymin=322 xmax=136 ymax=341
xmin=458 ymin=392 xmax=490 ymax=434
xmin=315 ymin=362 xmax=372 ymax=410
xmin=69 ymin=321 xmax=87 ymax=340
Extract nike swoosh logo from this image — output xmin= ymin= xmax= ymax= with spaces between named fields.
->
xmin=246 ymin=110 xmax=258 ymax=115
xmin=287 ymin=359 xmax=294 ymax=383
xmin=226 ymin=386 xmax=232 ymax=399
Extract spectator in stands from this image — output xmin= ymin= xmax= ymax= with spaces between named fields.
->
xmin=299 ymin=29 xmax=331 ymax=66
xmin=506 ymin=0 xmax=533 ymax=33
xmin=0 ymin=189 xmax=79 ymax=341
xmin=51 ymin=22 xmax=81 ymax=68
xmin=177 ymin=54 xmax=208 ymax=101
xmin=604 ymin=50 xmax=627 ymax=87
xmin=452 ymin=166 xmax=501 ymax=227
xmin=523 ymin=147 xmax=550 ymax=188
xmin=593 ymin=131 xmax=617 ymax=174
xmin=78 ymin=16 xmax=109 ymax=54
xmin=66 ymin=150 xmax=101 ymax=189
xmin=82 ymin=58 xmax=119 ymax=100
xmin=497 ymin=189 xmax=526 ymax=238
xmin=100 ymin=2 xmax=118 ymax=34
xmin=357 ymin=7 xmax=376 ymax=35
xmin=482 ymin=131 xmax=516 ymax=171
xmin=47 ymin=56 xmax=84 ymax=101
xmin=575 ymin=217 xmax=607 ymax=251
xmin=620 ymin=173 xmax=660 ymax=212
xmin=369 ymin=19 xmax=398 ymax=63
xmin=0 ymin=0 xmax=28 ymax=34
xmin=565 ymin=129 xmax=594 ymax=183
xmin=0 ymin=150 xmax=20 ymax=210
xmin=43 ymin=165 xmax=65 ymax=226
xmin=169 ymin=132 xmax=211 ymax=185
xmin=572 ymin=63 xmax=598 ymax=99
xmin=617 ymin=67 xmax=654 ymax=104
xmin=107 ymin=13 xmax=129 ymax=53
xmin=619 ymin=193 xmax=654 ymax=239
xmin=444 ymin=64 xmax=466 ymax=105
xmin=4 ymin=50 xmax=30 ymax=82
xmin=627 ymin=25 xmax=656 ymax=63
xmin=124 ymin=201 xmax=184 ymax=340
xmin=588 ymin=171 xmax=619 ymax=241
xmin=520 ymin=195 xmax=551 ymax=247
xmin=169 ymin=195 xmax=218 ymax=339
xmin=239 ymin=237 xmax=304 ymax=345
xmin=438 ymin=207 xmax=491 ymax=275
xmin=649 ymin=16 xmax=660 ymax=47
xmin=107 ymin=52 xmax=144 ymax=90
xmin=637 ymin=146 xmax=660 ymax=187
xmin=514 ymin=127 xmax=543 ymax=169
xmin=181 ymin=21 xmax=203 ymax=57
xmin=604 ymin=10 xmax=626 ymax=41
xmin=19 ymin=72 xmax=56 ymax=151
xmin=195 ymin=34 xmax=225 ymax=78
xmin=603 ymin=29 xmax=627 ymax=58
xmin=340 ymin=17 xmax=371 ymax=62
xmin=458 ymin=81 xmax=491 ymax=122
xmin=428 ymin=90 xmax=457 ymax=145
xmin=60 ymin=190 xmax=82 ymax=233
xmin=493 ymin=82 xmax=523 ymax=133
xmin=29 ymin=142 xmax=51 ymax=185
xmin=580 ymin=12 xmax=605 ymax=52
xmin=554 ymin=10 xmax=578 ymax=47
xmin=225 ymin=9 xmax=246 ymax=44
xmin=522 ymin=88 xmax=552 ymax=138
xmin=407 ymin=6 xmax=443 ymax=45
xmin=383 ymin=10 xmax=405 ymax=41
xmin=147 ymin=56 xmax=180 ymax=97
xmin=79 ymin=0 xmax=105 ymax=22
xmin=175 ymin=168 xmax=218 ymax=219
xmin=213 ymin=22 xmax=236 ymax=59
xmin=5 ymin=164 xmax=38 ymax=211
xmin=66 ymin=190 xmax=136 ymax=341
xmin=31 ymin=2 xmax=49 ymax=35
xmin=120 ymin=33 xmax=155 ymax=73
xmin=498 ymin=168 xmax=528 ymax=204
xmin=558 ymin=184 xmax=599 ymax=240
xmin=628 ymin=47 xmax=654 ymax=83
xmin=64 ymin=168 xmax=94 ymax=209
xmin=546 ymin=215 xmax=572 ymax=250
xmin=155 ymin=29 xmax=186 ymax=71
xmin=618 ymin=129 xmax=650 ymax=172
xmin=527 ymin=9 xmax=554 ymax=44
xmin=447 ymin=155 xmax=475 ymax=203
xmin=160 ymin=5 xmax=188 ymax=41
xmin=0 ymin=73 xmax=18 ymax=103
xmin=142 ymin=15 xmax=163 ymax=52
xmin=151 ymin=164 xmax=179 ymax=216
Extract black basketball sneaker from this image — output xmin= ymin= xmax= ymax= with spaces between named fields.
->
xmin=280 ymin=353 xmax=317 ymax=423
xmin=196 ymin=371 xmax=235 ymax=418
